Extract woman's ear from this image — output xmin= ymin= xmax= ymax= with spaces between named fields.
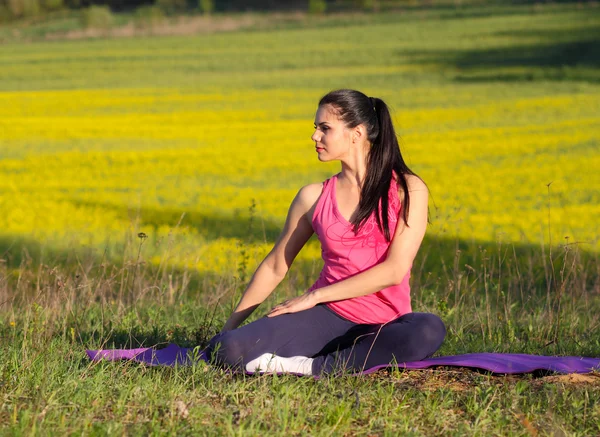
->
xmin=353 ymin=124 xmax=367 ymax=143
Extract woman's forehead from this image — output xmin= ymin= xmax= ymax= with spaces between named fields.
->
xmin=315 ymin=104 xmax=341 ymax=123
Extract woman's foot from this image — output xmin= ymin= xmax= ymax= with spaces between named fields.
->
xmin=245 ymin=353 xmax=314 ymax=375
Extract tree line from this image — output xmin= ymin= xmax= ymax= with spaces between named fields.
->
xmin=0 ymin=0 xmax=588 ymax=23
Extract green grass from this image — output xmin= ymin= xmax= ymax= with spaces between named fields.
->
xmin=1 ymin=2 xmax=599 ymax=435
xmin=2 ymin=265 xmax=600 ymax=435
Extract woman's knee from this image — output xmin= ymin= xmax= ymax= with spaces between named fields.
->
xmin=416 ymin=312 xmax=446 ymax=352
xmin=207 ymin=331 xmax=247 ymax=369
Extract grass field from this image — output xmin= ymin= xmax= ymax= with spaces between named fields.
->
xmin=1 ymin=2 xmax=600 ymax=435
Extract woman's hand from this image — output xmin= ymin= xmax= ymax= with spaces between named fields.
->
xmin=267 ymin=292 xmax=319 ymax=318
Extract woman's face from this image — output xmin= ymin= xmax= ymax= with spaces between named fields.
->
xmin=311 ymin=104 xmax=353 ymax=162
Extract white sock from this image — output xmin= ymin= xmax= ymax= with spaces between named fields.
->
xmin=245 ymin=353 xmax=314 ymax=375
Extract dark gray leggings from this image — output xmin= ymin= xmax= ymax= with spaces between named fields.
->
xmin=207 ymin=305 xmax=446 ymax=374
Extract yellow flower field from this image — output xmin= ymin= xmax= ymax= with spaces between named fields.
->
xmin=1 ymin=87 xmax=598 ymax=276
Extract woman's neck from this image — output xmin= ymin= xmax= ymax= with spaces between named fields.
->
xmin=339 ymin=147 xmax=368 ymax=188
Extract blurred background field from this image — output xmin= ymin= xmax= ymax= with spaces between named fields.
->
xmin=0 ymin=1 xmax=598 ymax=276
xmin=1 ymin=2 xmax=600 ymax=434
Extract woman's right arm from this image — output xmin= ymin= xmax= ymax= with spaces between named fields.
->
xmin=220 ymin=183 xmax=322 ymax=332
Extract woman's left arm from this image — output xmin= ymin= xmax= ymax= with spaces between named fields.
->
xmin=268 ymin=176 xmax=429 ymax=317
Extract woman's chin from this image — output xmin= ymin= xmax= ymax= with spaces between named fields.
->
xmin=317 ymin=154 xmax=333 ymax=163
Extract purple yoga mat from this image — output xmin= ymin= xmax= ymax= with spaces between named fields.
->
xmin=86 ymin=344 xmax=600 ymax=375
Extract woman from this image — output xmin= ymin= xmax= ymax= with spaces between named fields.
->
xmin=205 ymin=89 xmax=446 ymax=376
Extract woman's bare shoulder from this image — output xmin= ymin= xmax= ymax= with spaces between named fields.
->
xmin=397 ymin=174 xmax=428 ymax=203
xmin=290 ymin=183 xmax=325 ymax=224
xmin=297 ymin=182 xmax=325 ymax=206
xmin=405 ymin=174 xmax=428 ymax=193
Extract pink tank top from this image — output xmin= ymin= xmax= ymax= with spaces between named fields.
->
xmin=308 ymin=173 xmax=412 ymax=324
